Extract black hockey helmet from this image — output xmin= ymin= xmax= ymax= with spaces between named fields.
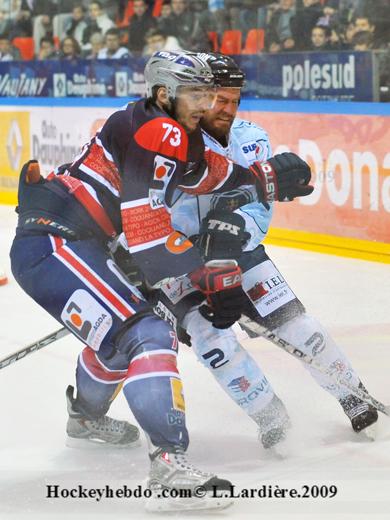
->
xmin=203 ymin=52 xmax=245 ymax=88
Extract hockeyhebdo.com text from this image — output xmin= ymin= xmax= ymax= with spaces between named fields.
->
xmin=45 ymin=483 xmax=338 ymax=501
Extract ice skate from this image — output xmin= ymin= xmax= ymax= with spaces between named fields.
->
xmin=145 ymin=447 xmax=233 ymax=512
xmin=339 ymin=383 xmax=378 ymax=440
xmin=251 ymin=395 xmax=291 ymax=452
xmin=66 ymin=385 xmax=140 ymax=448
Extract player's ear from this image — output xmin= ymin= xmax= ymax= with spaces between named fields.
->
xmin=156 ymin=86 xmax=169 ymax=105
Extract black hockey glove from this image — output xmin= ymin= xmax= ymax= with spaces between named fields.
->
xmin=109 ymin=233 xmax=145 ymax=288
xmin=197 ymin=209 xmax=251 ymax=263
xmin=189 ymin=260 xmax=249 ymax=329
xmin=250 ymin=152 xmax=314 ymax=202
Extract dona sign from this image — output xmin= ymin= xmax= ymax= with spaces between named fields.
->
xmin=241 ymin=110 xmax=390 ymax=244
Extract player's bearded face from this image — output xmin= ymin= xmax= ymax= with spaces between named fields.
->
xmin=201 ymin=88 xmax=241 ymax=138
xmin=175 ymin=86 xmax=217 ymax=133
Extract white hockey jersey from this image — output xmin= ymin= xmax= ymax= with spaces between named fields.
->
xmin=170 ymin=117 xmax=273 ymax=251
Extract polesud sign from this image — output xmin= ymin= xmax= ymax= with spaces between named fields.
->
xmin=279 ymin=52 xmax=373 ymax=101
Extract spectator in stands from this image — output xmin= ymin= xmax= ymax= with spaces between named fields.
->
xmin=51 ymin=0 xmax=75 ymax=47
xmin=82 ymin=1 xmax=115 ymax=52
xmin=8 ymin=6 xmax=32 ymax=39
xmin=142 ymin=27 xmax=182 ymax=55
xmin=266 ymin=0 xmax=296 ymax=53
xmin=352 ymin=30 xmax=373 ymax=51
xmin=63 ymin=4 xmax=87 ymax=48
xmin=0 ymin=32 xmax=21 ymax=60
xmin=339 ymin=20 xmax=355 ymax=48
xmin=98 ymin=27 xmax=130 ymax=58
xmin=36 ymin=34 xmax=58 ymax=59
xmin=59 ymin=35 xmax=81 ymax=60
xmin=310 ymin=24 xmax=333 ymax=51
xmin=352 ymin=15 xmax=383 ymax=49
xmin=0 ymin=10 xmax=12 ymax=36
xmin=127 ymin=0 xmax=156 ymax=54
xmin=208 ymin=0 xmax=230 ymax=36
xmin=362 ymin=0 xmax=389 ymax=49
xmin=158 ymin=0 xmax=197 ymax=49
xmin=84 ymin=31 xmax=104 ymax=58
xmin=20 ymin=0 xmax=58 ymax=54
xmin=353 ymin=15 xmax=375 ymax=36
xmin=159 ymin=1 xmax=172 ymax=20
xmin=235 ymin=0 xmax=271 ymax=37
xmin=195 ymin=1 xmax=229 ymax=46
xmin=291 ymin=0 xmax=323 ymax=50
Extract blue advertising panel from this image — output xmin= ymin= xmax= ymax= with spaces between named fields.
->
xmin=237 ymin=51 xmax=374 ymax=101
xmin=0 ymin=51 xmax=374 ymax=101
xmin=0 ymin=58 xmax=148 ymax=98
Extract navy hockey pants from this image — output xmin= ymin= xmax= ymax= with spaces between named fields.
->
xmin=10 ymin=233 xmax=188 ymax=450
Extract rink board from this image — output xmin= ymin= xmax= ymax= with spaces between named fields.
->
xmin=0 ymin=98 xmax=389 ymax=262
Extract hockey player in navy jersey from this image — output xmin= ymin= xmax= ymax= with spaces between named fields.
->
xmin=153 ymin=53 xmax=378 ymax=447
xmin=10 ymin=50 xmax=315 ymax=511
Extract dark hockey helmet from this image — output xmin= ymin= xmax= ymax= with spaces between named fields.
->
xmin=203 ymin=53 xmax=245 ymax=88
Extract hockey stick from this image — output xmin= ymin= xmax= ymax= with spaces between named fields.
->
xmin=238 ymin=315 xmax=390 ymax=417
xmin=0 ymin=327 xmax=69 ymax=370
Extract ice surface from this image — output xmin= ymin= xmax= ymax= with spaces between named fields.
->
xmin=1 ymin=205 xmax=390 ymax=519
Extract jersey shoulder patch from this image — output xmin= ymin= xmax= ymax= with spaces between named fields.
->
xmin=134 ymin=117 xmax=188 ymax=162
xmin=233 ymin=118 xmax=269 ymax=140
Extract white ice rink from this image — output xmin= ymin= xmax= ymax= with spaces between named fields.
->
xmin=1 ymin=204 xmax=389 ymax=520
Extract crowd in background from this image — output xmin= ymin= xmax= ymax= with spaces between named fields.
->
xmin=0 ymin=0 xmax=389 ymax=61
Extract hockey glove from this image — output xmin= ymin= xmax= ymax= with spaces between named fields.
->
xmin=250 ymin=152 xmax=314 ymax=202
xmin=197 ymin=209 xmax=251 ymax=263
xmin=109 ymin=233 xmax=145 ymax=288
xmin=189 ymin=260 xmax=248 ymax=329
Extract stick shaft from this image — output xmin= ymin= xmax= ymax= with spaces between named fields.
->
xmin=239 ymin=316 xmax=390 ymax=416
xmin=0 ymin=327 xmax=69 ymax=370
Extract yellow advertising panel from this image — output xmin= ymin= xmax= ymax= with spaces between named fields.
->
xmin=0 ymin=111 xmax=30 ymax=205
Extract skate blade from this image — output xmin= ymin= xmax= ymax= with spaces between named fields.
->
xmin=145 ymin=494 xmax=233 ymax=513
xmin=268 ymin=443 xmax=290 ymax=460
xmin=358 ymin=422 xmax=377 ymax=442
xmin=66 ymin=435 xmax=141 ymax=449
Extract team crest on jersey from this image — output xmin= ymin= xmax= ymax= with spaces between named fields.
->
xmin=61 ymin=289 xmax=112 ymax=350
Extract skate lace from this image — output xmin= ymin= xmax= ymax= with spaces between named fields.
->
xmin=172 ymin=452 xmax=210 ymax=477
xmin=88 ymin=415 xmax=125 ymax=434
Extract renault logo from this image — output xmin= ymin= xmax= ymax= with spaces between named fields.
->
xmin=6 ymin=120 xmax=23 ymax=170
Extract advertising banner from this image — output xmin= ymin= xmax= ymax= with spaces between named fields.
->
xmin=0 ymin=51 xmax=375 ymax=101
xmin=0 ymin=111 xmax=31 ymax=203
xmin=0 ymin=58 xmax=147 ymax=98
xmin=239 ymin=51 xmax=374 ymax=101
xmin=0 ymin=100 xmax=388 ymax=261
xmin=0 ymin=106 xmax=114 ymax=204
xmin=240 ymin=109 xmax=390 ymax=257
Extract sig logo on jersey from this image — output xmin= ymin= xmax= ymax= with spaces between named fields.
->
xmin=61 ymin=289 xmax=112 ymax=351
xmin=170 ymin=377 xmax=185 ymax=412
xmin=241 ymin=139 xmax=266 ymax=163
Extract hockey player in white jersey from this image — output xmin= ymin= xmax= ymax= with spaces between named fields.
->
xmin=153 ymin=53 xmax=378 ymax=446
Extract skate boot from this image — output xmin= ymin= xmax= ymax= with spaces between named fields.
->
xmin=66 ymin=385 xmax=140 ymax=448
xmin=145 ymin=446 xmax=233 ymax=512
xmin=251 ymin=395 xmax=291 ymax=450
xmin=339 ymin=383 xmax=378 ymax=435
